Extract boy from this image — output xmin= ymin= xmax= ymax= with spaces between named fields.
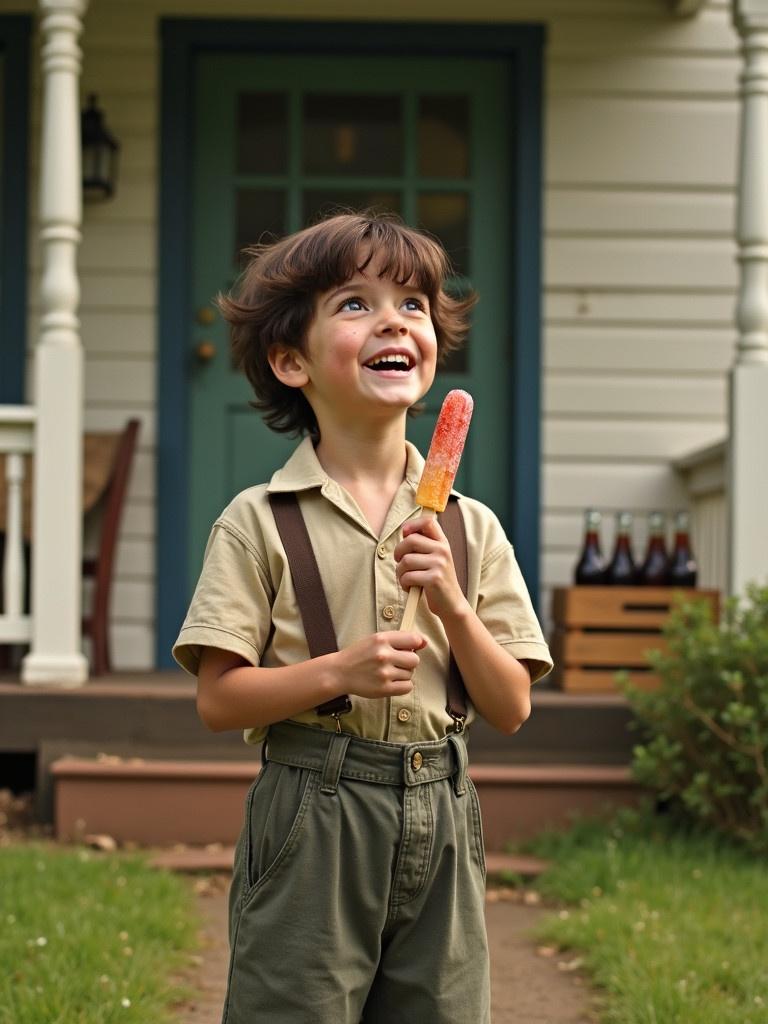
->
xmin=173 ymin=212 xmax=553 ymax=1023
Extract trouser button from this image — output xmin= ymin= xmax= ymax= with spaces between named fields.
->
xmin=411 ymin=751 xmax=423 ymax=771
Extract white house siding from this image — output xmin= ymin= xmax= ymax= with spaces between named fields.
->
xmin=14 ymin=0 xmax=737 ymax=666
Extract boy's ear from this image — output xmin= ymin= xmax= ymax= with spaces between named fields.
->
xmin=268 ymin=344 xmax=310 ymax=389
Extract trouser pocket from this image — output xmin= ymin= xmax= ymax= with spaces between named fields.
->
xmin=466 ymin=777 xmax=487 ymax=880
xmin=242 ymin=762 xmax=317 ymax=903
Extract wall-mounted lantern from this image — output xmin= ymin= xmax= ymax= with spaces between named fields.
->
xmin=81 ymin=93 xmax=119 ymax=200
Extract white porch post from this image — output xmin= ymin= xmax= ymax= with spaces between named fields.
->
xmin=728 ymin=0 xmax=768 ymax=596
xmin=21 ymin=0 xmax=89 ymax=685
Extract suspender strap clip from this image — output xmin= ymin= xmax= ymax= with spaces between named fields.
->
xmin=449 ymin=711 xmax=467 ymax=735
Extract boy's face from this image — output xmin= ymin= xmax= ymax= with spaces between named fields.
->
xmin=297 ymin=252 xmax=438 ymax=427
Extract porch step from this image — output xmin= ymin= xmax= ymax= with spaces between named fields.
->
xmin=0 ymin=675 xmax=643 ymax=826
xmin=146 ymin=844 xmax=550 ymax=880
xmin=51 ymin=756 xmax=642 ymax=851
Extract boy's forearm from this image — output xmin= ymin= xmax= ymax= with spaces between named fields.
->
xmin=198 ymin=656 xmax=345 ymax=732
xmin=439 ymin=601 xmax=532 ymax=735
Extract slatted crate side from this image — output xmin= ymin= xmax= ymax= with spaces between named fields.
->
xmin=555 ymin=629 xmax=668 ymax=666
xmin=552 ymin=585 xmax=718 ymax=629
xmin=550 ymin=586 xmax=720 ymax=693
xmin=557 ymin=669 xmax=661 ymax=693
xmin=551 ymin=629 xmax=664 ymax=692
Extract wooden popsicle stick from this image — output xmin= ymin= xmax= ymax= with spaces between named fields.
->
xmin=399 ymin=507 xmax=436 ymax=631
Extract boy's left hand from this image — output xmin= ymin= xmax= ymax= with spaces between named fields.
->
xmin=394 ymin=516 xmax=468 ymax=621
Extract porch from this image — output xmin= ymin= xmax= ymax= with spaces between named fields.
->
xmin=0 ymin=669 xmax=641 ymax=857
xmin=1 ymin=0 xmax=766 ymax=851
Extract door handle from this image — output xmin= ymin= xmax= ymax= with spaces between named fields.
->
xmin=196 ymin=306 xmax=216 ymax=326
xmin=195 ymin=341 xmax=217 ymax=363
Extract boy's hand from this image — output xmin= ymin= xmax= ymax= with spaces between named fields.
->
xmin=335 ymin=631 xmax=427 ymax=700
xmin=394 ymin=516 xmax=469 ymax=621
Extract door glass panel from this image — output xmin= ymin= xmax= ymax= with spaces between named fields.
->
xmin=417 ymin=193 xmax=470 ymax=277
xmin=303 ymin=95 xmax=403 ymax=176
xmin=237 ymin=93 xmax=288 ymax=174
xmin=235 ymin=189 xmax=286 ymax=266
xmin=303 ymin=189 xmax=401 ymax=225
xmin=0 ymin=51 xmax=4 ymax=330
xmin=418 ymin=96 xmax=470 ymax=178
xmin=437 ymin=280 xmax=471 ymax=374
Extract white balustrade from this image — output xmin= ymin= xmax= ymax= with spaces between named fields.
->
xmin=674 ymin=440 xmax=727 ymax=594
xmin=0 ymin=407 xmax=36 ymax=645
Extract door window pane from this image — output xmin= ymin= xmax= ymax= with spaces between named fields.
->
xmin=437 ymin=280 xmax=471 ymax=374
xmin=303 ymin=189 xmax=401 ymax=226
xmin=235 ymin=189 xmax=286 ymax=266
xmin=0 ymin=52 xmax=4 ymax=332
xmin=417 ymin=193 xmax=470 ymax=276
xmin=418 ymin=96 xmax=470 ymax=178
xmin=237 ymin=93 xmax=288 ymax=175
xmin=303 ymin=95 xmax=403 ymax=176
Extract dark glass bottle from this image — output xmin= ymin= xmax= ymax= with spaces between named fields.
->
xmin=574 ymin=509 xmax=606 ymax=585
xmin=606 ymin=511 xmax=637 ymax=585
xmin=667 ymin=510 xmax=698 ymax=587
xmin=638 ymin=511 xmax=669 ymax=586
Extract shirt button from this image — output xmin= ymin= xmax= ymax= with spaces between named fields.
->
xmin=382 ymin=605 xmax=397 ymax=620
xmin=377 ymin=544 xmax=387 ymax=559
xmin=411 ymin=751 xmax=423 ymax=771
xmin=397 ymin=708 xmax=411 ymax=723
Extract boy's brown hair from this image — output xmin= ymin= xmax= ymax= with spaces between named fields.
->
xmin=217 ymin=211 xmax=476 ymax=438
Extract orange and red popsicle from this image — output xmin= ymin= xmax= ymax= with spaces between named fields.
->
xmin=400 ymin=389 xmax=474 ymax=629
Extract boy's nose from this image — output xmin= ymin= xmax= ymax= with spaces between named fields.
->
xmin=378 ymin=313 xmax=408 ymax=335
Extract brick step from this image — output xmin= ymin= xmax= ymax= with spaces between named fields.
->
xmin=52 ymin=756 xmax=642 ymax=851
xmin=146 ymin=844 xmax=550 ymax=880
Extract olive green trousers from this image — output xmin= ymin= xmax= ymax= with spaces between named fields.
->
xmin=221 ymin=721 xmax=490 ymax=1024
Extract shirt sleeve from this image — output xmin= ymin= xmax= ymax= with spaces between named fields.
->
xmin=476 ymin=539 xmax=554 ymax=684
xmin=172 ymin=519 xmax=274 ymax=677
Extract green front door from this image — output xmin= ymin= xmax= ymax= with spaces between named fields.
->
xmin=190 ymin=54 xmax=510 ymax=582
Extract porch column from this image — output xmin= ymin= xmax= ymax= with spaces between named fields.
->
xmin=21 ymin=0 xmax=89 ymax=685
xmin=728 ymin=0 xmax=768 ymax=596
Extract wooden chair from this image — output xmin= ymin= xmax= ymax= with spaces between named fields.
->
xmin=0 ymin=418 xmax=140 ymax=675
xmin=82 ymin=418 xmax=140 ymax=675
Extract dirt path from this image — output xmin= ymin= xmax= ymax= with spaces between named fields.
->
xmin=176 ymin=879 xmax=599 ymax=1024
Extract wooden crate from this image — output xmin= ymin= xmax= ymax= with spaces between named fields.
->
xmin=550 ymin=586 xmax=720 ymax=693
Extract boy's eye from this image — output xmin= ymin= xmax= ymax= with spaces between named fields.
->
xmin=339 ymin=297 xmax=366 ymax=312
xmin=403 ymin=297 xmax=426 ymax=312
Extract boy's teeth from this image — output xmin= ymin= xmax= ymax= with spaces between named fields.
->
xmin=366 ymin=353 xmax=411 ymax=368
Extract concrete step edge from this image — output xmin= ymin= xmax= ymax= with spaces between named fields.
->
xmin=52 ymin=756 xmax=633 ymax=786
xmin=146 ymin=845 xmax=550 ymax=879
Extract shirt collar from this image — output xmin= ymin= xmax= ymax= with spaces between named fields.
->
xmin=266 ymin=435 xmax=460 ymax=502
xmin=266 ymin=437 xmax=329 ymax=493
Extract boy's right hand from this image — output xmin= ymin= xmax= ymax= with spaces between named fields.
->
xmin=334 ymin=631 xmax=427 ymax=700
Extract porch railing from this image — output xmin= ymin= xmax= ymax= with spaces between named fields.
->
xmin=0 ymin=405 xmax=36 ymax=645
xmin=674 ymin=438 xmax=727 ymax=594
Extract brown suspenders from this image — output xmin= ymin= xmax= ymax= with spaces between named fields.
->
xmin=268 ymin=492 xmax=469 ymax=733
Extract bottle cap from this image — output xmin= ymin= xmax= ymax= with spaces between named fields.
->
xmin=675 ymin=509 xmax=690 ymax=529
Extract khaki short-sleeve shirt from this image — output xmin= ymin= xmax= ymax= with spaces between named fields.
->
xmin=173 ymin=438 xmax=553 ymax=744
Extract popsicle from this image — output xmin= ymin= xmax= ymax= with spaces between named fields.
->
xmin=400 ymin=389 xmax=474 ymax=631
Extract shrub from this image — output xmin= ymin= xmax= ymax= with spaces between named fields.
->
xmin=619 ymin=582 xmax=768 ymax=852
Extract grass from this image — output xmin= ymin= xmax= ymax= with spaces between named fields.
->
xmin=0 ymin=843 xmax=199 ymax=1024
xmin=525 ymin=805 xmax=768 ymax=1024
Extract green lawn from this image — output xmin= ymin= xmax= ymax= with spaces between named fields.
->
xmin=527 ymin=807 xmax=768 ymax=1024
xmin=0 ymin=843 xmax=199 ymax=1024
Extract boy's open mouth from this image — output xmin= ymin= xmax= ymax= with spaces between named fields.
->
xmin=363 ymin=352 xmax=414 ymax=372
